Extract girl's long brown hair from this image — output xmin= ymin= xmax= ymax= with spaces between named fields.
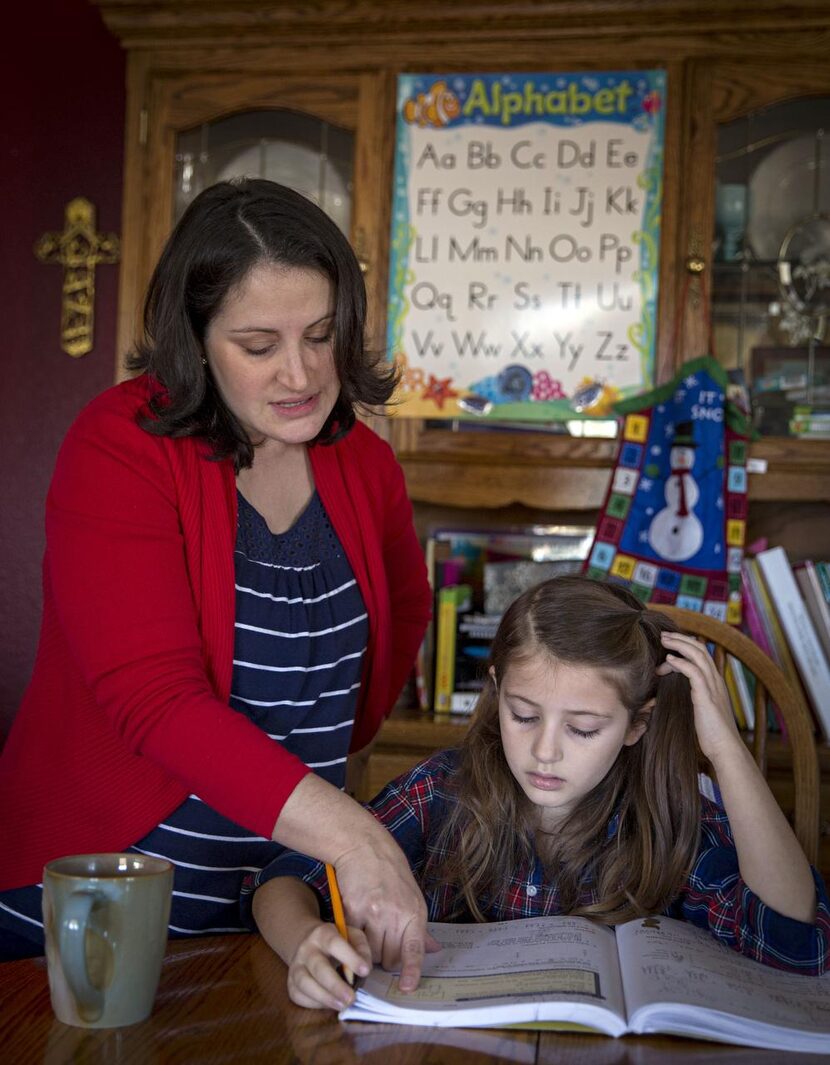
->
xmin=425 ymin=575 xmax=701 ymax=924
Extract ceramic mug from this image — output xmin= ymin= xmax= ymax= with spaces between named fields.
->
xmin=42 ymin=853 xmax=173 ymax=1028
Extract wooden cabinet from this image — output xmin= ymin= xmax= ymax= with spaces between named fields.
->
xmin=97 ymin=0 xmax=830 ymax=536
xmin=98 ymin=3 xmax=830 ymax=817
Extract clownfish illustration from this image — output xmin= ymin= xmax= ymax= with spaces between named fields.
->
xmin=403 ymin=81 xmax=461 ymax=128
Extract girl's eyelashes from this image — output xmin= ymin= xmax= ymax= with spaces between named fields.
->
xmin=306 ymin=333 xmax=332 ymax=345
xmin=508 ymin=711 xmax=600 ymax=739
xmin=243 ymin=345 xmax=273 ymax=357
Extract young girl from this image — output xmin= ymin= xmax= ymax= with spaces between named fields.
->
xmin=249 ymin=576 xmax=830 ymax=1010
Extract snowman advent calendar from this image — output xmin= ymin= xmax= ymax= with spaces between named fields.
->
xmin=584 ymin=357 xmax=750 ymax=624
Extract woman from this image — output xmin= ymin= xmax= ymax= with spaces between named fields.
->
xmin=0 ymin=179 xmax=432 ymax=983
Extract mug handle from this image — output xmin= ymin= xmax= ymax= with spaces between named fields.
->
xmin=59 ymin=890 xmax=106 ymax=1020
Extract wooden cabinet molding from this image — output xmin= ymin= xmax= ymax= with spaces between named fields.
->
xmin=399 ymin=435 xmax=830 ymax=508
xmin=96 ymin=2 xmax=830 ymax=52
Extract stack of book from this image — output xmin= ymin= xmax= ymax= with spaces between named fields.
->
xmin=433 ymin=593 xmax=499 ymax=714
xmin=741 ymin=547 xmax=830 ymax=742
xmin=420 ymin=528 xmax=830 ymax=740
xmin=422 ymin=525 xmax=594 ymax=715
xmin=790 ymin=404 xmax=830 ymax=440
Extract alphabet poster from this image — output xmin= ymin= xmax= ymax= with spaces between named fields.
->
xmin=387 ymin=71 xmax=666 ymax=419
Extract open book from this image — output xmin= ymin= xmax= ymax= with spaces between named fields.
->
xmin=341 ymin=914 xmax=830 ymax=1052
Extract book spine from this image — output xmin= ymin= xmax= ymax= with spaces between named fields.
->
xmin=814 ymin=561 xmax=830 ymax=608
xmin=740 ymin=561 xmax=786 ymax=736
xmin=434 ymin=592 xmax=457 ymax=713
xmin=723 ymin=658 xmax=747 ymax=730
xmin=750 ymin=558 xmax=804 ymax=686
xmin=414 ymin=641 xmax=429 ymax=712
xmin=423 ymin=536 xmax=438 ymax=713
xmin=756 ymin=547 xmax=830 ymax=741
xmin=750 ymin=556 xmax=817 ymax=738
xmin=794 ymin=561 xmax=830 ymax=664
xmin=727 ymin=654 xmax=755 ymax=731
xmin=740 ymin=562 xmax=776 ymax=660
xmin=434 ymin=586 xmax=470 ymax=713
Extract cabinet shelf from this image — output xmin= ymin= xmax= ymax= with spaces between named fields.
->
xmin=398 ymin=429 xmax=830 ymax=508
xmin=712 ymin=260 xmax=781 ymax=307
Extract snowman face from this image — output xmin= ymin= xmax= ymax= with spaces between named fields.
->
xmin=670 ymin=445 xmax=695 ymax=471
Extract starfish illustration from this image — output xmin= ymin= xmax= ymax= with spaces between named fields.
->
xmin=421 ymin=374 xmax=458 ymax=409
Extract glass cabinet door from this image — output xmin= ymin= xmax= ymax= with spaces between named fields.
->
xmin=712 ymin=98 xmax=830 ymax=439
xmin=118 ymin=72 xmax=392 ymax=367
xmin=679 ymin=60 xmax=830 ymax=447
xmin=174 ymin=109 xmax=354 ymax=233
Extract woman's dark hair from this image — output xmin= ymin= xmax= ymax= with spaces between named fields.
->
xmin=127 ymin=178 xmax=398 ymax=469
xmin=426 ymin=575 xmax=701 ymax=925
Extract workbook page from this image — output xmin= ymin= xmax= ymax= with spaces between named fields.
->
xmin=343 ymin=915 xmax=628 ymax=1031
xmin=617 ymin=915 xmax=830 ymax=1049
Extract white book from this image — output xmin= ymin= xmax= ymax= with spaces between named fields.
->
xmin=449 ymin=691 xmax=478 ymax=714
xmin=795 ymin=561 xmax=830 ymax=665
xmin=341 ymin=914 xmax=830 ymax=1052
xmin=756 ymin=546 xmax=830 ymax=740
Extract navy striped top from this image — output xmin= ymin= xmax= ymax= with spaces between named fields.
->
xmin=0 ymin=489 xmax=367 ymax=950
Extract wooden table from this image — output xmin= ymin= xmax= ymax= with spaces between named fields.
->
xmin=1 ymin=933 xmax=825 ymax=1064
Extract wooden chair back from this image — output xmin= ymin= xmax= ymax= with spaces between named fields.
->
xmin=651 ymin=604 xmax=820 ymax=865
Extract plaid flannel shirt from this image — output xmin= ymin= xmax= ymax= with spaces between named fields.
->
xmin=247 ymin=748 xmax=830 ymax=975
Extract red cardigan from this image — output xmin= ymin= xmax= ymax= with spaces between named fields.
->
xmin=0 ymin=377 xmax=431 ymax=890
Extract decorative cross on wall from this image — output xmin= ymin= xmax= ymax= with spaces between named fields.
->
xmin=34 ymin=197 xmax=120 ymax=357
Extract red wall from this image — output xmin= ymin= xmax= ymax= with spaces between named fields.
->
xmin=1 ymin=1 xmax=125 ymax=738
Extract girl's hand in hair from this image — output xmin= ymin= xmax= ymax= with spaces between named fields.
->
xmin=657 ymin=631 xmax=739 ymax=762
xmin=660 ymin=631 xmax=818 ymax=925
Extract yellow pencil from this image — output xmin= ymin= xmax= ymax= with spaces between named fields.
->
xmin=325 ymin=862 xmax=354 ymax=986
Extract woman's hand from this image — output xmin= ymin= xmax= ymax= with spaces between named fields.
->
xmin=287 ymin=923 xmax=372 ymax=1011
xmin=271 ymin=772 xmax=439 ymax=992
xmin=333 ymin=832 xmax=441 ymax=992
xmin=658 ymin=631 xmax=740 ymax=762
